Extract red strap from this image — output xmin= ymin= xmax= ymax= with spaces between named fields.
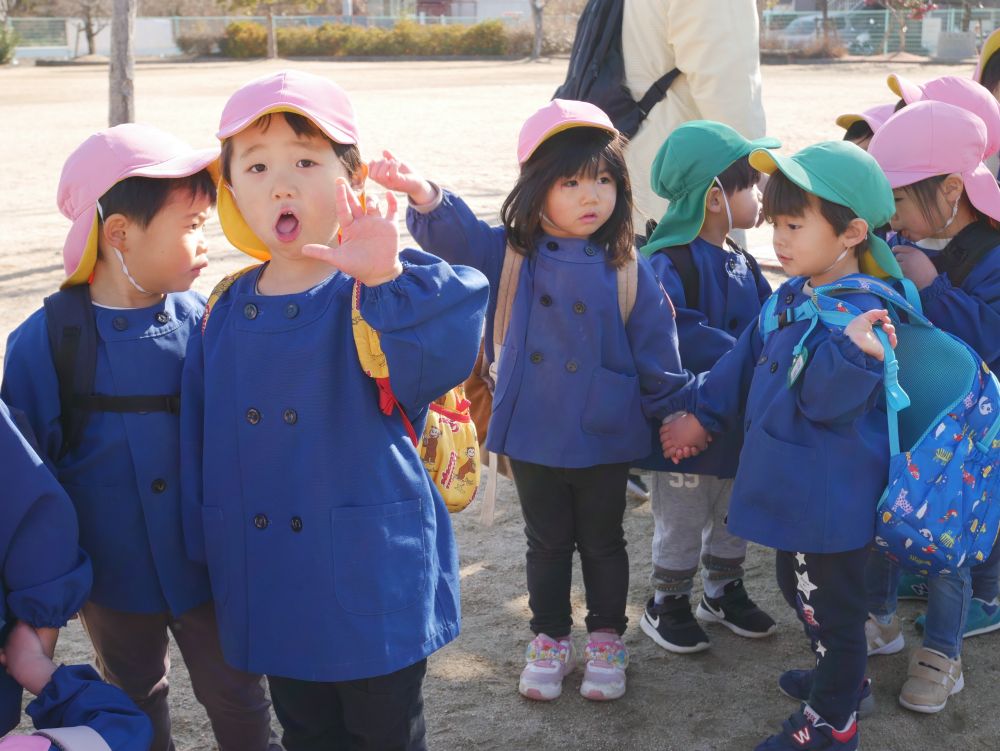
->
xmin=429 ymin=402 xmax=471 ymax=423
xmin=375 ymin=377 xmax=418 ymax=446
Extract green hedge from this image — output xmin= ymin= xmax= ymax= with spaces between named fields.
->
xmin=219 ymin=19 xmax=514 ymax=58
xmin=0 ymin=24 xmax=19 ymax=65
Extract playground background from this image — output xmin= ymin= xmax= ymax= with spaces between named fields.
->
xmin=1 ymin=58 xmax=997 ymax=750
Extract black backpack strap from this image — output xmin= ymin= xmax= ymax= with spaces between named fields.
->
xmin=937 ymin=221 xmax=1000 ymax=287
xmin=636 ymin=67 xmax=681 ymax=119
xmin=43 ymin=286 xmax=181 ymax=460
xmin=725 ymin=236 xmax=765 ymax=291
xmin=662 ymin=244 xmax=699 ymax=310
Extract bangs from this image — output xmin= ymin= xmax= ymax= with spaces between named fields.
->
xmin=717 ymin=155 xmax=760 ymax=194
xmin=531 ymin=127 xmax=627 ymax=184
xmin=761 ymin=170 xmax=811 ymax=222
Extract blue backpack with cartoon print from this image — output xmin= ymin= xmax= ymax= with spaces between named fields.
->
xmin=760 ymin=275 xmax=1000 ymax=575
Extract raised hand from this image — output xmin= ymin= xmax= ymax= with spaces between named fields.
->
xmin=301 ymin=179 xmax=403 ymax=287
xmin=892 ymin=245 xmax=939 ymax=290
xmin=660 ymin=412 xmax=712 ymax=464
xmin=844 ymin=309 xmax=896 ymax=362
xmin=367 ymin=150 xmax=436 ymax=205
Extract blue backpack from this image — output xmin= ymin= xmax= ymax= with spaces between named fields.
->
xmin=760 ymin=275 xmax=1000 ymax=575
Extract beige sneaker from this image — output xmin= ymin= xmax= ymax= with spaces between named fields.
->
xmin=899 ymin=647 xmax=964 ymax=713
xmin=865 ymin=613 xmax=904 ymax=655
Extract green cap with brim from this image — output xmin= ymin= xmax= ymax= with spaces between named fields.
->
xmin=748 ymin=140 xmax=901 ymax=280
xmin=642 ymin=120 xmax=780 ymax=257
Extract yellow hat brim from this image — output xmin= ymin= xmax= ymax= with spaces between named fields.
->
xmin=217 ymin=180 xmax=271 ymax=261
xmin=977 ymin=29 xmax=1000 ymax=83
xmin=62 ymin=211 xmax=101 ymax=288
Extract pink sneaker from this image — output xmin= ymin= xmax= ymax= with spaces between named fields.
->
xmin=518 ymin=634 xmax=575 ymax=701
xmin=580 ymin=630 xmax=628 ymax=701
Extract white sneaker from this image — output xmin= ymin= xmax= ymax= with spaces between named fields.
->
xmin=865 ymin=613 xmax=904 ymax=656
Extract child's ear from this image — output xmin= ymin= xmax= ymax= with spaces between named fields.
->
xmin=941 ymin=173 xmax=965 ymax=205
xmin=842 ymin=217 xmax=870 ymax=251
xmin=100 ymin=213 xmax=131 ymax=252
xmin=705 ymin=185 xmax=723 ymax=215
xmin=351 ymin=162 xmax=369 ymax=191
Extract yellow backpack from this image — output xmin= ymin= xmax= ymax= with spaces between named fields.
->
xmin=350 ymin=280 xmax=480 ymax=513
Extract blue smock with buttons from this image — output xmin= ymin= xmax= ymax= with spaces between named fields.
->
xmin=665 ymin=277 xmax=889 ymax=554
xmin=180 ymin=248 xmax=488 ymax=681
xmin=407 ymin=189 xmax=689 ymax=469
xmin=639 ymin=237 xmax=771 ymax=476
xmin=2 ymin=292 xmax=212 ymax=616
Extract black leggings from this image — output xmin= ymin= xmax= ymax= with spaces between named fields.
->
xmin=510 ymin=459 xmax=630 ymax=637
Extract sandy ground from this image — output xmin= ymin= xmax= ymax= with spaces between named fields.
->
xmin=1 ymin=58 xmax=998 ymax=750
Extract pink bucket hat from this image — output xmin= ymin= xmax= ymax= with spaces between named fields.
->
xmin=868 ymin=100 xmax=1000 ymax=223
xmin=217 ymin=70 xmax=360 ymax=260
xmin=835 ymin=103 xmax=896 ymax=133
xmin=517 ymin=99 xmax=617 ymax=164
xmin=887 ymin=74 xmax=1000 ymax=157
xmin=57 ymin=123 xmax=219 ymax=288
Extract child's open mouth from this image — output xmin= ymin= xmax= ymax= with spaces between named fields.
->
xmin=274 ymin=210 xmax=301 ymax=243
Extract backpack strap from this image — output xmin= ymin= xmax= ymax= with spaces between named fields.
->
xmin=662 ymin=244 xmax=699 ymax=309
xmin=635 ymin=67 xmax=681 ymax=119
xmin=616 ymin=252 xmax=638 ymax=322
xmin=492 ymin=244 xmax=525 ymax=357
xmin=43 ymin=286 xmax=183 ymax=460
xmin=936 ymin=221 xmax=1000 ymax=287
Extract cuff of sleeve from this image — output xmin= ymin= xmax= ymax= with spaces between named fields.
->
xmin=919 ymin=273 xmax=952 ymax=307
xmin=408 ymin=182 xmax=443 ymax=214
xmin=8 ymin=553 xmax=91 ymax=629
xmin=831 ymin=331 xmax=881 ymax=372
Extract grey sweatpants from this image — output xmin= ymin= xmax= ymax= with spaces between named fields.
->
xmin=650 ymin=472 xmax=747 ymax=597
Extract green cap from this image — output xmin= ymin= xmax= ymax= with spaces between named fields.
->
xmin=642 ymin=120 xmax=780 ymax=256
xmin=748 ymin=140 xmax=901 ymax=279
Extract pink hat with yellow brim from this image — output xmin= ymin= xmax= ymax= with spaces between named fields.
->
xmin=835 ymin=103 xmax=897 ymax=133
xmin=887 ymin=74 xmax=1000 ymax=157
xmin=517 ymin=99 xmax=617 ymax=165
xmin=216 ymin=70 xmax=360 ymax=260
xmin=868 ymin=100 xmax=1000 ymax=223
xmin=58 ymin=123 xmax=219 ymax=288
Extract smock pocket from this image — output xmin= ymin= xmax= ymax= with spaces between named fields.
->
xmin=491 ymin=344 xmax=518 ymax=411
xmin=582 ymin=367 xmax=638 ymax=436
xmin=734 ymin=426 xmax=817 ymax=527
xmin=331 ymin=499 xmax=426 ymax=616
xmin=201 ymin=507 xmax=229 ymax=606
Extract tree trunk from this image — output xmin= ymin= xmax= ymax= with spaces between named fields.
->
xmin=961 ymin=2 xmax=972 ymax=33
xmin=108 ymin=0 xmax=134 ymax=126
xmin=83 ymin=16 xmax=97 ymax=54
xmin=530 ymin=0 xmax=542 ymax=60
xmin=820 ymin=0 xmax=829 ymax=42
xmin=266 ymin=5 xmax=277 ymax=58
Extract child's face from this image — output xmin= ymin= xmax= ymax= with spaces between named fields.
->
xmin=227 ymin=115 xmax=354 ymax=261
xmin=770 ymin=196 xmax=855 ymax=279
xmin=540 ymin=163 xmax=617 ymax=239
xmin=118 ymin=188 xmax=212 ymax=293
xmin=728 ymin=183 xmax=763 ymax=231
xmin=848 ymin=135 xmax=873 ymax=152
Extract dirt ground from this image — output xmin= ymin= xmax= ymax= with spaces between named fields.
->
xmin=1 ymin=58 xmax=998 ymax=750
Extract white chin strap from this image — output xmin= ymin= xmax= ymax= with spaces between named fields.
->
xmin=714 ymin=177 xmax=733 ymax=235
xmin=934 ymin=196 xmax=961 ymax=236
xmin=819 ymin=247 xmax=851 ymax=276
xmin=97 ymin=200 xmax=149 ymax=294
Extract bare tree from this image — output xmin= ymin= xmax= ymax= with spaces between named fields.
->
xmin=108 ymin=0 xmax=134 ymax=125
xmin=530 ymin=0 xmax=545 ymax=59
xmin=77 ymin=0 xmax=110 ymax=55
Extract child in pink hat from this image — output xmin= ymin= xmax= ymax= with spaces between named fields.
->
xmin=368 ymin=99 xmax=690 ymax=703
xmin=1 ymin=124 xmax=280 ymax=751
xmin=181 ymin=70 xmax=488 ymax=750
xmin=836 ymin=103 xmax=896 ymax=151
xmin=866 ymin=99 xmax=1000 ymax=714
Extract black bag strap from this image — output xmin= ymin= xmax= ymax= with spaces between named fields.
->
xmin=936 ymin=221 xmax=1000 ymax=287
xmin=43 ymin=285 xmax=181 ymax=460
xmin=636 ymin=67 xmax=681 ymax=119
xmin=662 ymin=244 xmax=700 ymax=310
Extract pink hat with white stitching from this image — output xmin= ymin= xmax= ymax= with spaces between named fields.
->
xmin=887 ymin=74 xmax=1000 ymax=157
xmin=868 ymin=100 xmax=1000 ymax=223
xmin=517 ymin=99 xmax=617 ymax=164
xmin=57 ymin=123 xmax=219 ymax=288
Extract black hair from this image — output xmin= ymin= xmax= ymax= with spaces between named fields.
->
xmin=980 ymin=50 xmax=1000 ymax=99
xmin=843 ymin=119 xmax=874 ymax=144
xmin=894 ymin=97 xmax=906 ymax=112
xmin=898 ymin=174 xmax=995 ymax=229
xmin=716 ymin=155 xmax=760 ymax=195
xmin=98 ymin=170 xmax=217 ymax=229
xmin=762 ymin=170 xmax=870 ymax=256
xmin=500 ymin=127 xmax=633 ymax=267
xmin=220 ymin=111 xmax=363 ymax=185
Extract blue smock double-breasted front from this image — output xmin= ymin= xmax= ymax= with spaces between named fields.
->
xmin=180 ymin=249 xmax=487 ymax=681
xmin=408 ymin=189 xmax=689 ymax=469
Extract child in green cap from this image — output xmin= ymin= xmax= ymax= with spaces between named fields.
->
xmin=660 ymin=140 xmax=900 ymax=751
xmin=635 ymin=120 xmax=780 ymax=653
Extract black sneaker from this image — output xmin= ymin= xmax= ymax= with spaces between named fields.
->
xmin=696 ymin=579 xmax=777 ymax=638
xmin=778 ymin=669 xmax=875 ymax=719
xmin=640 ymin=595 xmax=710 ymax=653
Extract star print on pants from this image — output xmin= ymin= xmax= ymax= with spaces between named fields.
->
xmin=795 ymin=552 xmax=807 ymax=568
xmin=815 ymin=640 xmax=827 ymax=658
xmin=796 ymin=569 xmax=818 ymax=600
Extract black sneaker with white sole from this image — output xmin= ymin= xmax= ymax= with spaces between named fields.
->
xmin=696 ymin=579 xmax=777 ymax=638
xmin=640 ymin=595 xmax=710 ymax=653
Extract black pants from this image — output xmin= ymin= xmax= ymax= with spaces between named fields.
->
xmin=267 ymin=660 xmax=427 ymax=751
xmin=509 ymin=459 xmax=630 ymax=637
xmin=775 ymin=547 xmax=868 ymax=729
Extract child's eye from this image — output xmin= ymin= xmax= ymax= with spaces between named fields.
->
xmin=296 ymin=159 xmax=316 ymax=168
xmin=598 ymin=175 xmax=615 ymax=185
xmin=248 ymin=163 xmax=266 ymax=174
xmin=563 ymin=179 xmax=578 ymax=188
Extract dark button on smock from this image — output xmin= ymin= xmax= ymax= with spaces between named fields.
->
xmin=244 ymin=304 xmax=258 ymax=320
xmin=283 ymin=409 xmax=298 ymax=425
xmin=253 ymin=514 xmax=269 ymax=530
xmin=565 ymin=361 xmax=578 ymax=373
xmin=540 ymin=295 xmax=553 ymax=307
xmin=546 ymin=241 xmax=559 ymax=251
xmin=246 ymin=408 xmax=261 ymax=425
xmin=155 ymin=311 xmax=170 ymax=325
xmin=151 ymin=478 xmax=167 ymax=494
xmin=584 ymin=246 xmax=597 ymax=256
xmin=284 ymin=304 xmax=299 ymax=319
xmin=530 ymin=352 xmax=543 ymax=364
xmin=770 ymin=362 xmax=779 ymax=374
xmin=573 ymin=302 xmax=586 ymax=315
xmin=112 ymin=316 xmax=128 ymax=331
xmin=290 ymin=516 xmax=303 ymax=533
